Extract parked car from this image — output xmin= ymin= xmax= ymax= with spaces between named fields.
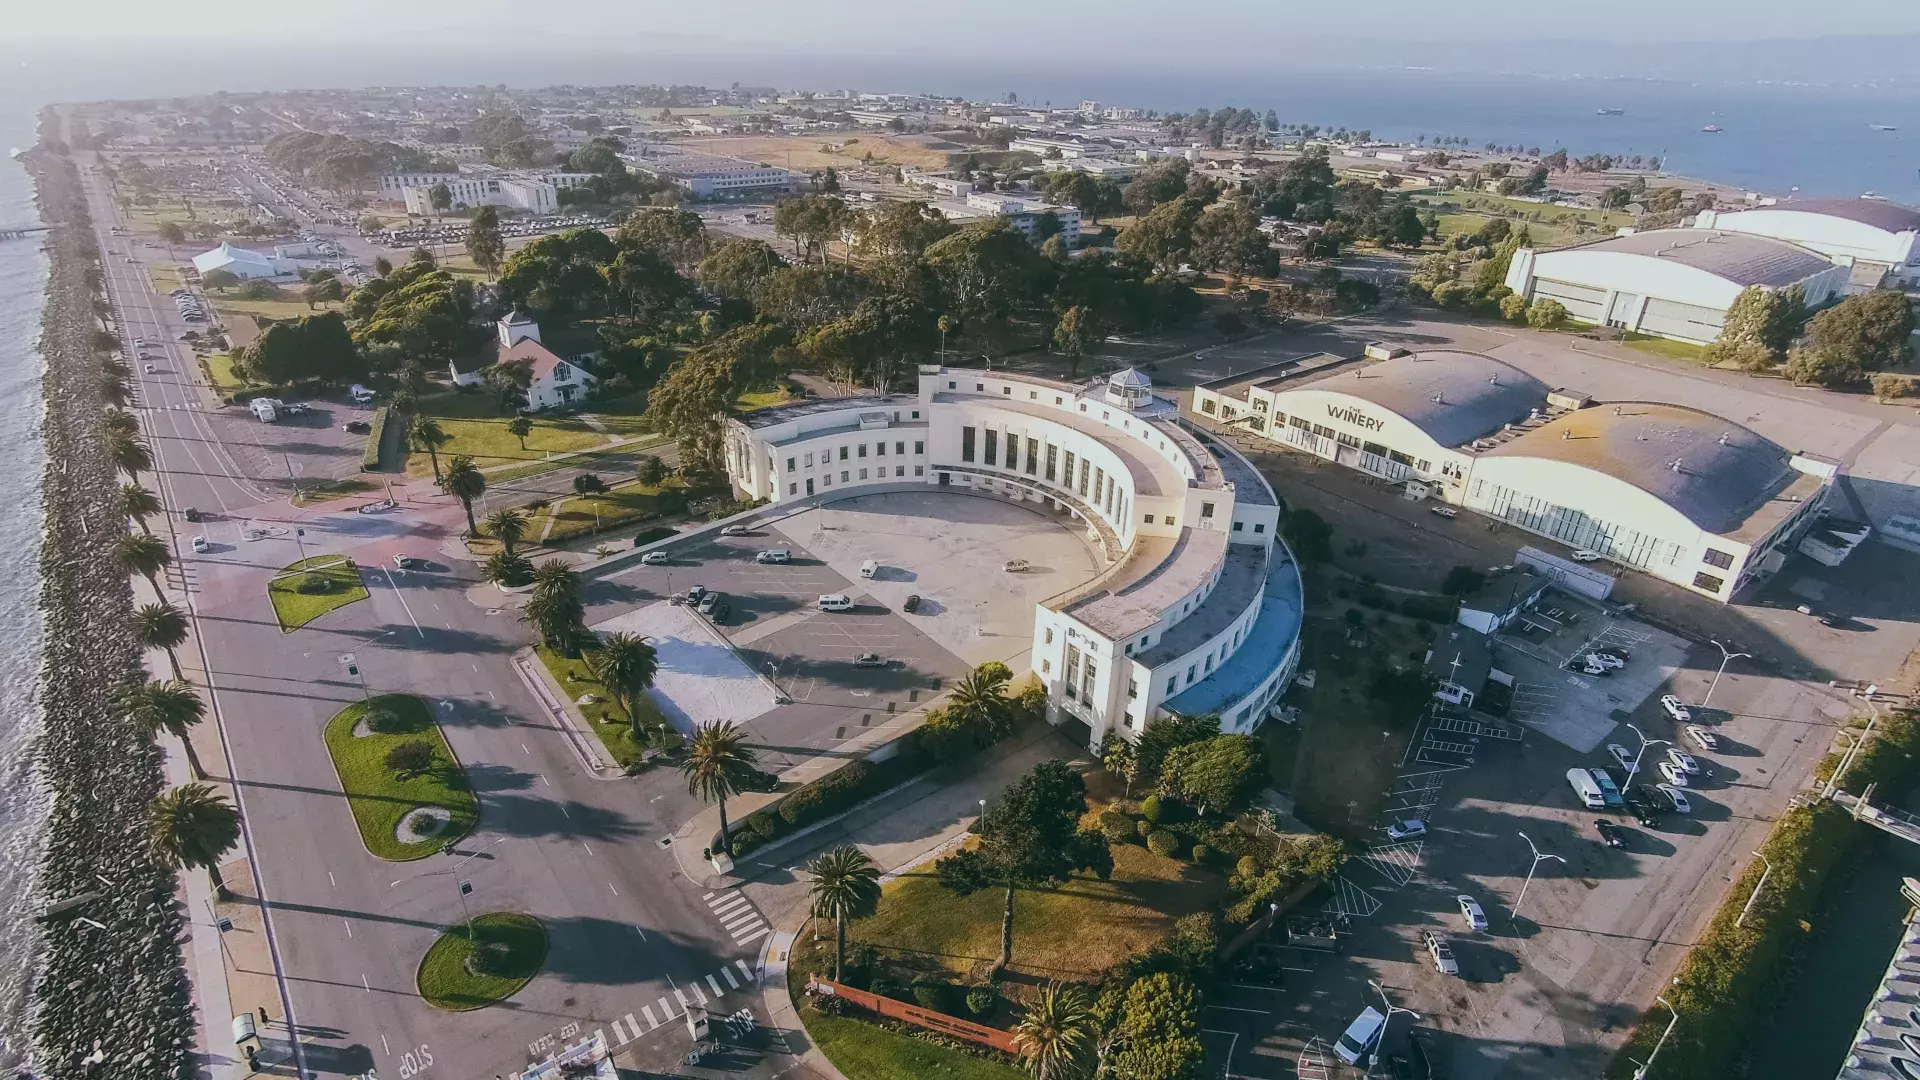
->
xmin=1607 ymin=743 xmax=1635 ymax=770
xmin=143 ymin=363 xmax=156 ymax=373
xmin=1666 ymin=748 xmax=1700 ymax=775
xmin=343 ymin=420 xmax=371 ymax=434
xmin=1333 ymin=1007 xmax=1387 ymax=1066
xmin=1658 ymin=760 xmax=1689 ymax=787
xmin=1684 ymin=725 xmax=1720 ymax=752
xmin=392 ymin=554 xmax=419 ymax=569
xmin=709 ymin=601 xmax=730 ymax=624
xmin=697 ymin=590 xmax=722 ymax=615
xmin=1410 ymin=1031 xmax=1448 ymax=1080
xmin=686 ymin=585 xmax=707 ymax=603
xmin=1595 ymin=819 xmax=1627 ymax=848
xmin=1430 ymin=506 xmax=1458 ymax=519
xmin=720 ymin=524 xmax=751 ymax=536
xmin=1623 ymin=786 xmax=1662 ymax=828
xmin=640 ymin=551 xmax=670 ymax=565
xmin=1423 ymin=930 xmax=1459 ymax=976
xmin=902 ymin=594 xmax=921 ymax=613
xmin=1386 ymin=819 xmax=1428 ymax=841
xmin=853 ymin=653 xmax=885 ymax=668
xmin=1660 ymin=695 xmax=1693 ymax=723
xmin=1569 ymin=549 xmax=1603 ymax=562
xmin=1585 ymin=651 xmax=1625 ymax=670
xmin=1003 ymin=558 xmax=1031 ymax=573
xmin=1574 ymin=656 xmax=1610 ymax=677
xmin=1657 ymin=783 xmax=1692 ymax=813
xmin=190 ymin=536 xmax=210 ymax=554
xmin=183 ymin=507 xmax=203 ymax=522
xmin=1819 ymin=612 xmax=1848 ymax=629
xmin=755 ymin=549 xmax=791 ymax=564
xmin=1457 ymin=894 xmax=1488 ymax=931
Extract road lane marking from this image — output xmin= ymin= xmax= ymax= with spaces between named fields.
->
xmin=707 ymin=974 xmax=724 ymax=997
xmin=659 ymin=996 xmax=676 ymax=1018
xmin=641 ymin=1005 xmax=658 ymax=1029
xmin=582 ymin=841 xmax=594 ymax=856
xmin=610 ymin=1019 xmax=627 ymax=1043
xmin=736 ymin=959 xmax=754 ymax=979
xmin=558 ymin=805 xmax=570 ymax=819
xmin=735 ymin=927 xmax=770 ymax=945
xmin=541 ymin=774 xmax=550 ymax=786
xmin=328 ymin=871 xmax=336 ymax=886
xmin=343 ymin=919 xmax=352 ymax=938
xmin=378 ymin=567 xmax=424 ymax=636
xmin=702 ymin=891 xmax=715 ymax=900
xmin=522 ymin=744 xmax=530 ymax=754
xmin=634 ymin=925 xmax=647 ymax=942
xmin=380 ymin=1034 xmax=389 ymax=1055
xmin=608 ymin=882 xmax=619 ymax=896
xmin=674 ymin=989 xmax=690 ymax=1009
xmin=361 ymin=974 xmax=370 ymax=993
xmin=722 ymin=910 xmax=762 ymax=933
xmin=691 ymin=983 xmax=708 ymax=1006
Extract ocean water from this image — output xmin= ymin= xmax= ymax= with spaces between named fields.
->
xmin=0 ymin=99 xmax=49 ymax=1062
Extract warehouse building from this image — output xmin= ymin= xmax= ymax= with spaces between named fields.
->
xmin=1695 ymin=197 xmax=1920 ymax=290
xmin=1503 ymin=228 xmax=1851 ymax=344
xmin=1190 ymin=349 xmax=1838 ymax=601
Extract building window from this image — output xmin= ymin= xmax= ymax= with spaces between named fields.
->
xmin=1185 ymin=665 xmax=1196 ymax=685
xmin=1692 ymin=572 xmax=1726 ymax=593
xmin=915 ymin=441 xmax=924 ymax=454
xmin=961 ymin=427 xmax=976 ymax=462
xmin=947 ymin=381 xmax=956 ymax=389
xmin=1144 ymin=512 xmax=1155 ymax=524
xmin=1046 ymin=444 xmax=1058 ymax=481
xmin=1029 ymin=391 xmax=1038 ymax=400
xmin=1054 ymin=396 xmax=1064 ymax=405
xmin=1703 ymin=548 xmax=1735 ymax=570
xmin=1006 ymin=434 xmax=1019 ymax=472
xmin=1079 ymin=403 xmax=1087 ymax=412
xmin=1254 ymin=523 xmax=1265 ymax=533
xmin=1233 ymin=521 xmax=1244 ymax=532
xmin=1200 ymin=502 xmax=1215 ymax=519
xmin=912 ymin=410 xmax=921 ymax=419
xmin=876 ymin=442 xmax=887 ymax=456
xmin=1078 ymin=461 xmax=1090 ymax=497
xmin=1201 ymin=398 xmax=1217 ymax=414
xmin=859 ymin=468 xmax=868 ymax=480
xmin=1127 ymin=679 xmax=1138 ymax=699
xmin=1164 ymin=515 xmax=1175 ymax=525
xmin=1044 ymin=628 xmax=1054 ymax=645
xmin=858 ymin=444 xmax=868 ymax=458
xmin=839 ymin=446 xmax=849 ymax=461
xmin=984 ymin=429 xmax=998 ymax=466
xmin=822 ymin=474 xmax=832 ymax=487
xmin=788 ymin=483 xmax=797 ymax=494
xmin=786 ymin=457 xmax=796 ymax=473
xmin=896 ymin=441 xmax=905 ymax=454
xmin=1041 ymin=659 xmax=1051 ymax=674
xmin=805 ymin=452 xmax=814 ymax=467
xmin=896 ymin=466 xmax=905 ymax=477
xmin=975 ymin=382 xmax=984 ymax=391
xmin=1082 ymin=660 xmax=1098 ymax=704
xmin=840 ymin=471 xmax=849 ymax=483
xmin=1002 ymin=386 xmax=1011 ymax=395
xmin=1064 ymin=646 xmax=1082 ymax=699
xmin=1026 ymin=438 xmax=1039 ymax=474
xmin=914 ymin=466 xmax=924 ymax=476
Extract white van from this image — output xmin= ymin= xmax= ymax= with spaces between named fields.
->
xmin=1566 ymin=767 xmax=1606 ymax=810
xmin=859 ymin=559 xmax=879 ymax=579
xmin=349 ymin=383 xmax=375 ymax=403
xmin=818 ymin=594 xmax=854 ymax=612
xmin=756 ymin=549 xmax=791 ymax=564
xmin=1333 ymin=1006 xmax=1386 ymax=1065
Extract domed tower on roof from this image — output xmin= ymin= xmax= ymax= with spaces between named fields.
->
xmin=498 ymin=309 xmax=540 ymax=349
xmin=1104 ymin=367 xmax=1154 ymax=411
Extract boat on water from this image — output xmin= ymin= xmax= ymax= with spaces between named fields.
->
xmin=1597 ymin=108 xmax=1625 ymax=116
xmin=1701 ymin=124 xmax=1722 ymax=133
xmin=1870 ymin=124 xmax=1899 ymax=132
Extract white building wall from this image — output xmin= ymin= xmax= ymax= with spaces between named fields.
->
xmin=1508 ymin=247 xmax=1853 ymax=344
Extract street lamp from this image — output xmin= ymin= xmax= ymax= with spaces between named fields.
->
xmin=1624 ymin=724 xmax=1670 ymax=790
xmin=1632 ymin=995 xmax=1680 ymax=1079
xmin=1363 ymin=980 xmax=1420 ymax=1078
xmin=1701 ymin=640 xmax=1751 ymax=709
xmin=1512 ymin=832 xmax=1567 ymax=923
xmin=391 ymin=836 xmax=508 ymax=938
xmin=1735 ymin=851 xmax=1772 ymax=928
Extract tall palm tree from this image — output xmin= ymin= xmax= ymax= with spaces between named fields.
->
xmin=484 ymin=507 xmax=528 ymax=558
xmin=107 ymin=429 xmax=153 ymax=478
xmin=122 ymin=481 xmax=163 ymax=535
xmin=123 ymin=679 xmax=209 ymax=780
xmin=443 ymin=455 xmax=486 ymax=538
xmin=520 ymin=558 xmax=585 ymax=648
xmin=132 ymin=601 xmax=190 ymax=680
xmin=531 ymin=559 xmax=580 ymax=601
xmin=104 ymin=408 xmax=140 ymax=437
xmin=681 ymin=721 xmax=759 ymax=858
xmin=805 ymin=846 xmax=882 ymax=981
xmin=949 ymin=661 xmax=1016 ymax=744
xmin=102 ymin=373 xmax=131 ymax=408
xmin=1013 ymin=983 xmax=1096 ymax=1080
xmin=586 ymin=631 xmax=660 ymax=739
xmin=409 ymin=415 xmax=449 ymax=481
xmin=115 ymin=531 xmax=173 ymax=597
xmin=150 ymin=783 xmax=241 ymax=898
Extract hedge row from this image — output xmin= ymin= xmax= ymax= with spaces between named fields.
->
xmin=730 ymin=751 xmax=923 ymax=858
xmin=361 ymin=405 xmax=389 ymax=472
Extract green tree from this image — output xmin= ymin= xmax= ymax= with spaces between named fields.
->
xmin=1707 ymin=285 xmax=1804 ymax=369
xmin=772 ymin=194 xmax=851 ymax=264
xmin=696 ymin=237 xmax=786 ymax=302
xmin=108 ymin=429 xmax=153 ymax=479
xmin=466 ymin=205 xmax=505 ymax=278
xmin=372 ymin=255 xmax=394 ymax=277
xmin=936 ymin=760 xmax=1112 ymax=970
xmin=1051 ymin=305 xmax=1106 ymax=378
xmin=1101 ymin=972 xmax=1206 ymax=1080
xmin=506 ymin=415 xmax=533 ymax=450
xmin=1014 ymin=982 xmax=1097 ymax=1080
xmin=1281 ymin=507 xmax=1333 ymax=564
xmin=306 ymin=276 xmax=345 ymax=307
xmin=853 ymin=200 xmax=956 ymax=261
xmin=804 ymin=845 xmax=882 ymax=981
xmin=483 ymin=358 xmax=534 ymax=410
xmin=150 ymin=782 xmax=241 ymax=897
xmin=428 ymin=181 xmax=452 ymax=215
xmin=947 ymin=661 xmax=1019 ymax=745
xmin=1157 ymin=734 xmax=1267 ymax=816
xmin=585 ymin=631 xmax=660 ymax=739
xmin=1190 ymin=198 xmax=1276 ymax=277
xmin=484 ymin=507 xmax=527 ymax=557
xmin=1804 ymin=290 xmax=1915 ymax=372
xmin=384 ymin=740 xmax=438 ymax=779
xmin=1135 ymin=713 xmax=1221 ymax=786
xmin=1786 ymin=344 xmax=1864 ymax=388
xmin=1524 ymin=298 xmax=1568 ymax=330
xmin=1117 ymin=196 xmax=1205 ymax=274
xmin=132 ymin=601 xmax=191 ymax=680
xmin=1441 ymin=565 xmax=1487 ymax=596
xmin=115 ymin=531 xmax=173 ymax=597
xmin=201 ymin=268 xmax=240 ymax=292
xmin=521 ymin=560 xmax=585 ymax=648
xmin=1102 ymin=738 xmax=1141 ymax=798
xmin=122 ymin=679 xmax=208 ymax=780
xmin=484 ymin=551 xmax=533 ymax=587
xmin=682 ymin=720 xmax=760 ymax=858
xmin=617 ymin=208 xmax=711 ymax=271
xmin=122 ymin=481 xmax=163 ymax=535
xmin=637 ymin=454 xmax=668 ymax=486
xmin=443 ymin=455 xmax=486 ymax=537
xmin=409 ymin=415 xmax=449 ymax=481
xmin=244 ymin=311 xmax=361 ymax=384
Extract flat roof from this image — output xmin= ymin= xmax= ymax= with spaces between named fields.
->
xmin=1163 ymin=548 xmax=1305 ymax=719
xmin=1765 ymin=196 xmax=1920 ymax=234
xmin=1062 ymin=528 xmax=1229 ymax=641
xmin=1136 ymin=543 xmax=1269 ymax=666
xmin=1300 ymin=351 xmax=1550 ymax=448
xmin=1182 ymin=424 xmax=1276 ymax=506
xmin=931 ymin=392 xmax=1183 ymax=498
xmin=1565 ymin=229 xmax=1835 ymax=288
xmin=1484 ymin=402 xmax=1804 ymax=536
xmin=733 ymin=395 xmax=910 ymax=430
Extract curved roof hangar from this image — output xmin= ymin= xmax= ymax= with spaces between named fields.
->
xmin=1307 ymin=350 xmax=1549 ymax=448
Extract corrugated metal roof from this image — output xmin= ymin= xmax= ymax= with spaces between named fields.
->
xmin=1484 ymin=402 xmax=1795 ymax=535
xmin=1774 ymin=196 xmax=1920 ymax=235
xmin=1576 ymin=229 xmax=1834 ymax=288
xmin=1307 ymin=351 xmax=1549 ymax=448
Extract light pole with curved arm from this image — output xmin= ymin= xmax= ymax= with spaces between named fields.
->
xmin=1625 ymin=723 xmax=1671 ymax=790
xmin=390 ymin=835 xmax=509 ymax=938
xmin=1513 ymin=832 xmax=1567 ymax=923
xmin=1701 ymin=639 xmax=1751 ymax=709
xmin=1363 ymin=980 xmax=1421 ymax=1078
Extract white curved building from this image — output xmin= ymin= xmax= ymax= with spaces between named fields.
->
xmin=1504 ymin=229 xmax=1851 ymax=344
xmin=1697 ymin=198 xmax=1920 ymax=290
xmin=723 ymin=366 xmax=1304 ymax=748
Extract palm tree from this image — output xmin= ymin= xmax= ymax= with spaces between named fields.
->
xmin=115 ymin=531 xmax=173 ymax=596
xmin=102 ymin=373 xmax=131 ymax=408
xmin=1013 ymin=983 xmax=1096 ymax=1080
xmin=949 ymin=661 xmax=1016 ymax=744
xmin=531 ymin=558 xmax=580 ymax=600
xmin=586 ymin=632 xmax=660 ymax=739
xmin=104 ymin=408 xmax=140 ymax=437
xmin=520 ymin=558 xmax=585 ymax=648
xmin=443 ymin=455 xmax=485 ymax=538
xmin=484 ymin=551 xmax=533 ymax=588
xmin=122 ymin=482 xmax=163 ymax=535
xmin=805 ymin=846 xmax=881 ymax=981
xmin=123 ymin=679 xmax=208 ymax=780
xmin=150 ymin=783 xmax=241 ymax=898
xmin=681 ymin=721 xmax=759 ymax=858
xmin=484 ymin=507 xmax=528 ymax=557
xmin=132 ymin=601 xmax=190 ymax=680
xmin=107 ymin=429 xmax=153 ymax=478
xmin=409 ymin=415 xmax=449 ymax=481
xmin=507 ymin=415 xmax=533 ymax=450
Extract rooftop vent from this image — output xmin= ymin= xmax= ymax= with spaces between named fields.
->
xmin=1431 ymin=392 xmax=1446 ymax=404
xmin=1670 ymin=458 xmax=1686 ymax=474
xmin=1718 ymin=432 xmax=1731 ymax=446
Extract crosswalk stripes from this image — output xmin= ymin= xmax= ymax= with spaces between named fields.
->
xmin=703 ymin=888 xmax=771 ymax=947
xmin=589 ymin=960 xmax=763 ymax=1052
xmin=1359 ymin=840 xmax=1423 ymax=887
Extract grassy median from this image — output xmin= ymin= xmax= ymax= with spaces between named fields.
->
xmin=322 ymin=694 xmax=477 ymax=861
xmin=416 ymin=912 xmax=546 ymax=1011
xmin=533 ymin=645 xmax=659 ymax=769
xmin=267 ymin=554 xmax=368 ymax=631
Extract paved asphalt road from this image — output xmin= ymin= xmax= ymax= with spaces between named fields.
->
xmin=86 ymin=165 xmax=789 ymax=1080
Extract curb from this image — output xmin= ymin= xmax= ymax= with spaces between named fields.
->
xmin=509 ymin=647 xmax=625 ymax=779
xmin=759 ymin=913 xmax=848 ymax=1080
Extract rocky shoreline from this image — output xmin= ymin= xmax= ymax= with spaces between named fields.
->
xmin=21 ymin=129 xmax=193 ymax=1079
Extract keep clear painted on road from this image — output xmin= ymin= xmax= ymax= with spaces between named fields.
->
xmin=347 ymin=1042 xmax=433 ymax=1080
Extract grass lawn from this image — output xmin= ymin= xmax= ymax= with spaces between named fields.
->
xmin=208 ymin=293 xmax=338 ymax=323
xmin=146 ymin=263 xmax=186 ymax=296
xmin=406 ymin=394 xmax=657 ymax=476
xmin=291 ymin=477 xmax=377 ymax=507
xmin=525 ymin=479 xmax=673 ymax=544
xmin=322 ymin=694 xmax=479 ymax=862
xmin=486 ymin=438 xmax=669 ymax=485
xmin=735 ymin=388 xmax=794 ymax=412
xmin=202 ymin=351 xmax=250 ymax=393
xmin=851 ymin=837 xmax=1226 ymax=983
xmin=1621 ymin=332 xmax=1711 ymax=363
xmin=1278 ymin=614 xmax=1423 ymax=840
xmin=798 ymin=1004 xmax=1027 ymax=1080
xmin=533 ymin=645 xmax=656 ymax=769
xmin=415 ymin=912 xmax=546 ymax=1011
xmin=267 ymin=555 xmax=369 ymax=632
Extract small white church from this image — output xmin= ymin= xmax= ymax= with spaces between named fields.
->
xmin=451 ymin=311 xmax=597 ymax=410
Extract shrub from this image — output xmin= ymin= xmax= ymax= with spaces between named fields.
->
xmin=1401 ymin=594 xmax=1457 ymax=622
xmin=745 ymin=811 xmax=780 ymax=841
xmin=1098 ymin=809 xmax=1136 ymax=845
xmin=1136 ymin=820 xmax=1154 ymax=840
xmin=1235 ymin=854 xmax=1261 ymax=879
xmin=1498 ymin=292 xmax=1529 ymax=321
xmin=869 ymin=975 xmax=902 ymax=1001
xmin=1354 ymin=584 xmax=1390 ymax=609
xmin=965 ymin=984 xmax=997 ymax=1017
xmin=362 ymin=707 xmax=407 ymax=734
xmin=777 ymin=759 xmax=876 ymax=826
xmin=383 ymin=739 xmax=437 ymax=779
xmin=361 ymin=406 xmax=389 ymax=471
xmin=1190 ymin=843 xmax=1213 ymax=864
xmin=1141 ymin=794 xmax=1166 ymax=823
xmin=910 ymin=977 xmax=951 ymax=1013
xmin=573 ymin=473 xmax=607 ymax=495
xmin=1525 ymin=298 xmax=1567 ymax=329
xmin=1147 ymin=829 xmax=1180 ymax=857
xmin=1872 ymin=373 xmax=1919 ymax=402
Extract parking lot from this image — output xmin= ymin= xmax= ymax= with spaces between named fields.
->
xmin=589 ymin=490 xmax=1103 ymax=768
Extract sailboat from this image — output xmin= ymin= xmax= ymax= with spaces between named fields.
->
xmin=1701 ymin=124 xmax=1722 ymax=133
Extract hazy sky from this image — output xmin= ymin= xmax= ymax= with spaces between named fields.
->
xmin=13 ymin=0 xmax=1920 ymax=49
